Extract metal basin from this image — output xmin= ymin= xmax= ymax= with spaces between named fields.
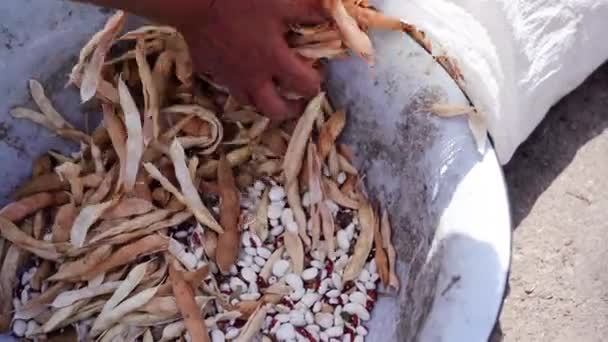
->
xmin=0 ymin=1 xmax=511 ymax=341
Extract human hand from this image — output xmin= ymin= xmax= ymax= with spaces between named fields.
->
xmin=178 ymin=0 xmax=326 ymax=120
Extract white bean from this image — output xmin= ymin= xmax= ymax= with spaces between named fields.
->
xmin=254 ymin=180 xmax=266 ymax=191
xmin=271 ymin=225 xmax=285 ymax=236
xmin=290 ymin=310 xmax=307 ymax=327
xmin=290 ymin=287 xmax=306 ymax=301
xmin=349 ymin=292 xmax=368 ymax=305
xmin=302 ymin=268 xmax=319 ymax=281
xmin=356 ymin=326 xmax=368 ymax=336
xmin=285 ymin=274 xmax=304 ymax=290
xmin=241 ymin=231 xmax=252 ymax=247
xmin=245 ymin=247 xmax=258 ymax=256
xmin=267 ymin=204 xmax=283 ymax=220
xmin=254 ymin=256 xmax=266 ymax=267
xmin=269 ymin=186 xmax=286 ymax=201
xmin=211 ymin=329 xmax=225 ymax=342
xmin=331 ymin=273 xmax=343 ymax=291
xmin=325 ymin=289 xmax=341 ymax=298
xmin=241 ymin=268 xmax=257 ymax=283
xmin=286 ymin=221 xmax=299 ymax=233
xmin=325 ymin=326 xmax=344 ymax=338
xmin=225 ymin=328 xmax=240 ymax=339
xmin=12 ymin=320 xmax=26 ymax=337
xmin=315 ymin=313 xmax=334 ymax=329
xmin=272 ymin=260 xmax=290 ymax=277
xmin=337 ymin=172 xmax=347 ymax=185
xmin=280 ymin=208 xmax=294 ymax=224
xmin=343 ymin=303 xmax=370 ymax=321
xmin=276 ymin=323 xmax=296 ymax=340
xmin=300 ymin=293 xmax=321 ymax=308
xmin=337 ymin=230 xmax=351 ymax=251
xmin=229 ymin=277 xmax=247 ymax=292
xmin=276 ymin=314 xmax=290 ymax=323
xmin=257 ymin=247 xmax=272 ymax=259
xmin=240 ymin=293 xmax=261 ymax=301
xmin=305 ymin=310 xmax=315 ymax=325
xmin=312 ymin=301 xmax=323 ymax=313
xmin=310 ymin=260 xmax=324 ymax=269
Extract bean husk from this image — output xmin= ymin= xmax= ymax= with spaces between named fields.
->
xmin=0 ymin=192 xmax=69 ymax=223
xmin=381 ymin=209 xmax=400 ymax=290
xmin=319 ymin=201 xmax=336 ymax=254
xmin=169 ymin=262 xmax=210 ymax=342
xmin=0 ymin=217 xmax=63 ymax=261
xmin=216 ymin=155 xmax=241 ymax=273
xmin=52 ymin=201 xmax=77 ymax=243
xmin=29 ymin=79 xmax=74 ymax=129
xmin=78 ymin=235 xmax=168 ymax=281
xmin=307 ymin=142 xmax=324 ymax=206
xmin=102 ymin=197 xmax=155 ymax=220
xmin=42 ymin=300 xmax=87 ymax=333
xmin=91 ymin=285 xmax=159 ymax=336
xmin=15 ymin=283 xmax=70 ymax=320
xmin=286 ymin=181 xmax=311 ymax=247
xmin=323 ymin=177 xmax=360 ymax=209
xmin=91 ymin=209 xmax=171 ymax=243
xmin=318 ymin=109 xmax=346 ymax=161
xmin=235 ymin=304 xmax=267 ymax=342
xmin=373 ymin=208 xmax=390 ymax=286
xmin=259 ymin=246 xmax=284 ymax=281
xmin=283 ymin=93 xmax=324 ymax=183
xmin=284 ymin=231 xmax=304 ymax=275
xmin=343 ymin=200 xmax=375 ymax=281
xmin=0 ymin=245 xmax=27 ymax=330
xmin=326 ymin=0 xmax=374 ymax=63
xmin=251 ymin=188 xmax=269 ymax=242
xmin=135 ymin=39 xmax=161 ymax=141
xmin=49 ymin=245 xmax=112 ymax=281
xmin=52 ymin=281 xmax=122 ymax=308
xmin=79 ymin=11 xmax=126 ymax=102
xmin=118 ymin=76 xmax=145 ymax=191
xmin=12 ymin=173 xmax=69 ymax=199
xmin=169 ymin=139 xmax=223 ymax=233
xmin=99 ymin=262 xmax=149 ymax=316
xmin=70 ymin=198 xmax=117 ymax=248
xmin=103 ymin=103 xmax=128 ymax=191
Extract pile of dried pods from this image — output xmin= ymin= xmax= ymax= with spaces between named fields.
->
xmin=1 ymin=2 xmax=403 ymax=341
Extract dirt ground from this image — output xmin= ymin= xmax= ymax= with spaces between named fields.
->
xmin=491 ymin=62 xmax=608 ymax=341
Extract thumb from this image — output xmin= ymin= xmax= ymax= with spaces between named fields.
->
xmin=281 ymin=0 xmax=329 ymax=25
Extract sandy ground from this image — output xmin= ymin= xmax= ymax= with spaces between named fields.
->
xmin=491 ymin=62 xmax=608 ymax=341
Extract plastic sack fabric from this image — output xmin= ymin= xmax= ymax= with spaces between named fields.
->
xmin=385 ymin=0 xmax=608 ymax=163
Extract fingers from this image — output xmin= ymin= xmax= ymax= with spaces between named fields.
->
xmin=273 ymin=43 xmax=321 ymax=98
xmin=251 ymin=81 xmax=302 ymax=121
xmin=281 ymin=0 xmax=328 ymax=25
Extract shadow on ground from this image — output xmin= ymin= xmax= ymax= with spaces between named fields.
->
xmin=490 ymin=62 xmax=608 ymax=341
xmin=504 ymin=62 xmax=608 ymax=228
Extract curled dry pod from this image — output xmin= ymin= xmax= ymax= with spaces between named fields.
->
xmin=0 ymin=192 xmax=70 ymax=223
xmin=0 ymin=217 xmax=63 ymax=261
xmin=318 ymin=109 xmax=346 ymax=161
xmin=251 ymin=189 xmax=269 ymax=242
xmin=343 ymin=200 xmax=375 ymax=282
xmin=382 ymin=209 xmax=400 ymax=290
xmin=373 ymin=207 xmax=390 ymax=286
xmin=325 ymin=0 xmax=374 ymax=63
xmin=169 ymin=261 xmax=211 ymax=342
xmin=216 ymin=155 xmax=241 ymax=273
xmin=235 ymin=304 xmax=268 ymax=342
